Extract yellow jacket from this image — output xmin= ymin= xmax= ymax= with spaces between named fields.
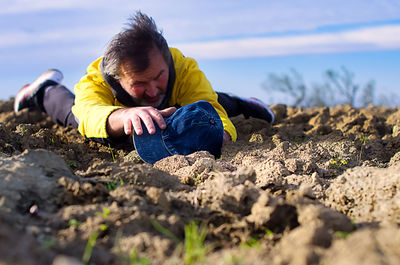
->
xmin=72 ymin=48 xmax=237 ymax=142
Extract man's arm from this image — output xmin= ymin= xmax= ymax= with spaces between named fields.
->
xmin=106 ymin=106 xmax=176 ymax=137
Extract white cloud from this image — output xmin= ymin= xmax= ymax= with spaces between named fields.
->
xmin=160 ymin=0 xmax=400 ymax=41
xmin=0 ymin=0 xmax=104 ymax=14
xmin=2 ymin=0 xmax=400 ymax=41
xmin=1 ymin=1 xmax=399 ymax=61
xmin=174 ymin=25 xmax=400 ymax=59
xmin=0 ymin=25 xmax=117 ymax=48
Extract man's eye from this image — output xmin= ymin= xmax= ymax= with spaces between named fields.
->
xmin=155 ymin=71 xmax=165 ymax=80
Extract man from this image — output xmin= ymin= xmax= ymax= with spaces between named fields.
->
xmin=14 ymin=11 xmax=274 ymax=149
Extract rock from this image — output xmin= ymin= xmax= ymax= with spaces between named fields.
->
xmin=321 ymin=228 xmax=400 ymax=265
xmin=0 ymin=149 xmax=76 ymax=218
xmin=325 ymin=165 xmax=400 ymax=225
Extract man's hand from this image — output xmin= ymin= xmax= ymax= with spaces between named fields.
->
xmin=223 ymin=130 xmax=231 ymax=146
xmin=107 ymin=106 xmax=176 ymax=137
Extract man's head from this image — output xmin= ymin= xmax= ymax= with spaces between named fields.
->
xmin=103 ymin=11 xmax=170 ymax=107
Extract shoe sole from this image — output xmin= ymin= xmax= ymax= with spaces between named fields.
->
xmin=14 ymin=69 xmax=63 ymax=113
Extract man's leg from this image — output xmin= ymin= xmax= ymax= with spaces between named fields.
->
xmin=216 ymin=92 xmax=275 ymax=123
xmin=42 ymin=84 xmax=78 ymax=128
xmin=216 ymin=92 xmax=242 ymax=117
xmin=14 ymin=69 xmax=78 ymax=128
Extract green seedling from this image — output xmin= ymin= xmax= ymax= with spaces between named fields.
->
xmin=358 ymin=133 xmax=368 ymax=165
xmin=82 ymin=224 xmax=108 ymax=264
xmin=241 ymin=236 xmax=260 ymax=248
xmin=68 ymin=218 xmax=82 ymax=228
xmin=150 ymin=219 xmax=209 ymax=264
xmin=150 ymin=219 xmax=180 ymax=244
xmin=265 ymin=228 xmax=274 ymax=236
xmin=41 ymin=237 xmax=56 ymax=249
xmin=132 ymin=175 xmax=138 ymax=185
xmin=95 ymin=207 xmax=111 ymax=219
xmin=105 ymin=181 xmax=117 ymax=191
xmin=184 ymin=221 xmax=208 ymax=265
xmin=119 ymin=176 xmax=125 ymax=186
xmin=128 ymin=249 xmax=150 ymax=265
xmin=67 ymin=160 xmax=78 ymax=168
xmin=359 ymin=133 xmax=368 ymax=144
xmin=114 ymin=228 xmax=151 ymax=265
xmin=193 ymin=174 xmax=202 ymax=185
xmin=19 ymin=128 xmax=29 ymax=136
xmin=330 ymin=158 xmax=348 ymax=170
xmin=108 ymin=143 xmax=116 ymax=162
xmin=335 ymin=231 xmax=349 ymax=239
xmin=104 ymin=177 xmax=125 ymax=191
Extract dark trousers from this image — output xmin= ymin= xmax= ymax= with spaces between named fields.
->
xmin=43 ymin=85 xmax=241 ymax=128
xmin=43 ymin=84 xmax=78 ymax=127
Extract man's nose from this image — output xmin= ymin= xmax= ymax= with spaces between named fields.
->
xmin=145 ymin=83 xmax=158 ymax=97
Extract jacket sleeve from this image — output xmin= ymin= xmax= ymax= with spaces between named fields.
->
xmin=169 ymin=48 xmax=237 ymax=141
xmin=71 ymin=58 xmax=123 ymax=139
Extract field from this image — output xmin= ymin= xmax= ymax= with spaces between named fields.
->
xmin=1 ymin=98 xmax=399 ymax=265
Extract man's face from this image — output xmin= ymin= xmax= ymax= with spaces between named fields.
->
xmin=118 ymin=48 xmax=169 ymax=108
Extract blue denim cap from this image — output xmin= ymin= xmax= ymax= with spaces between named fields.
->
xmin=133 ymin=100 xmax=224 ymax=164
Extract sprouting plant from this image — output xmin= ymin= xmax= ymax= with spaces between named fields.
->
xmin=265 ymin=228 xmax=274 ymax=236
xmin=150 ymin=219 xmax=180 ymax=244
xmin=82 ymin=224 xmax=108 ymax=264
xmin=108 ymin=143 xmax=116 ymax=162
xmin=150 ymin=219 xmax=209 ymax=264
xmin=358 ymin=133 xmax=368 ymax=165
xmin=19 ymin=127 xmax=29 ymax=136
xmin=132 ymin=175 xmax=138 ymax=185
xmin=359 ymin=133 xmax=368 ymax=144
xmin=193 ymin=174 xmax=202 ymax=185
xmin=68 ymin=218 xmax=82 ymax=228
xmin=41 ymin=237 xmax=56 ymax=249
xmin=241 ymin=236 xmax=260 ymax=248
xmin=104 ymin=177 xmax=125 ymax=191
xmin=113 ymin=228 xmax=151 ymax=265
xmin=104 ymin=181 xmax=117 ymax=191
xmin=67 ymin=160 xmax=78 ymax=168
xmin=119 ymin=176 xmax=125 ymax=186
xmin=335 ymin=231 xmax=349 ymax=239
xmin=82 ymin=207 xmax=111 ymax=264
xmin=330 ymin=158 xmax=348 ymax=170
xmin=128 ymin=249 xmax=150 ymax=265
xmin=96 ymin=207 xmax=111 ymax=219
xmin=184 ymin=221 xmax=208 ymax=265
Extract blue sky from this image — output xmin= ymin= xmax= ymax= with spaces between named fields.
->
xmin=1 ymin=0 xmax=400 ymax=106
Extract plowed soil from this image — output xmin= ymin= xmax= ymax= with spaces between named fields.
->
xmin=0 ymin=98 xmax=399 ymax=265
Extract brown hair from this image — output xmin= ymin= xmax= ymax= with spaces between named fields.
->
xmin=103 ymin=11 xmax=170 ymax=79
